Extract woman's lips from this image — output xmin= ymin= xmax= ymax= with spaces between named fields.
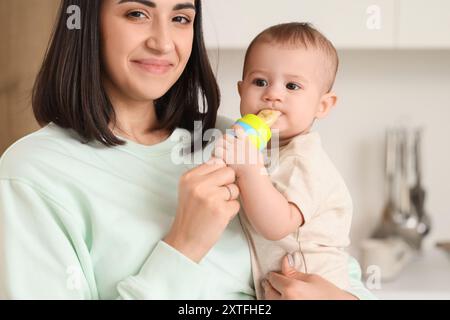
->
xmin=131 ymin=59 xmax=174 ymax=75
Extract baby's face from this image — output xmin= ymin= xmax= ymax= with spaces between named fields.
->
xmin=238 ymin=42 xmax=330 ymax=143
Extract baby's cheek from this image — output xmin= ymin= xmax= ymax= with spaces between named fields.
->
xmin=240 ymin=94 xmax=259 ymax=113
xmin=274 ymin=116 xmax=300 ymax=140
xmin=240 ymin=103 xmax=255 ymax=116
xmin=271 ymin=115 xmax=287 ymax=131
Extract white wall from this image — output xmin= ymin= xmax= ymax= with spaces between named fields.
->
xmin=209 ymin=49 xmax=450 ymax=256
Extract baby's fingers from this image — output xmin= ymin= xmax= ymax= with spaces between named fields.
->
xmin=212 ymin=145 xmax=226 ymax=161
xmin=213 ymin=145 xmax=236 ymax=166
xmin=215 ymin=134 xmax=235 ymax=150
xmin=232 ymin=125 xmax=247 ymax=140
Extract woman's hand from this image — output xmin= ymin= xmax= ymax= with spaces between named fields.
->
xmin=262 ymin=255 xmax=358 ymax=300
xmin=164 ymin=157 xmax=240 ymax=263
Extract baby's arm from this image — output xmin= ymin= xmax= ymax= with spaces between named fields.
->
xmin=238 ymin=165 xmax=304 ymax=241
xmin=213 ymin=127 xmax=303 ymax=241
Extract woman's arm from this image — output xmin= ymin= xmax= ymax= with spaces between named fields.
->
xmin=0 ymin=157 xmax=240 ymax=299
xmin=0 ymin=179 xmax=96 ymax=299
xmin=120 ymin=157 xmax=242 ymax=299
xmin=0 ymin=179 xmax=206 ymax=299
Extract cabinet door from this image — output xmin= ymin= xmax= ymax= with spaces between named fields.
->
xmin=397 ymin=0 xmax=450 ymax=48
xmin=294 ymin=0 xmax=396 ymax=48
xmin=202 ymin=0 xmax=395 ymax=49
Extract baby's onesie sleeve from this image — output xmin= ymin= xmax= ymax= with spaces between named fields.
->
xmin=271 ymin=155 xmax=323 ymax=223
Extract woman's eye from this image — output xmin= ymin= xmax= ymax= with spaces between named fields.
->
xmin=127 ymin=11 xmax=147 ymax=20
xmin=253 ymin=79 xmax=268 ymax=87
xmin=286 ymin=82 xmax=301 ymax=90
xmin=173 ymin=16 xmax=191 ymax=24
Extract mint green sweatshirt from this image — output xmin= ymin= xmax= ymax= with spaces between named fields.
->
xmin=0 ymin=116 xmax=375 ymax=300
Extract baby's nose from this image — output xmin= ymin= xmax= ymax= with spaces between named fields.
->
xmin=263 ymin=89 xmax=283 ymax=102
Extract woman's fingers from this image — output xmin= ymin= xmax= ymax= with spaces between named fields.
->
xmin=281 ymin=255 xmax=308 ymax=280
xmin=205 ymin=165 xmax=236 ymax=187
xmin=261 ymin=279 xmax=281 ymax=300
xmin=266 ymin=272 xmax=306 ymax=300
xmin=222 ymin=183 xmax=240 ymax=201
xmin=266 ymin=271 xmax=294 ymax=294
xmin=223 ymin=199 xmax=241 ymax=220
xmin=264 ymin=258 xmax=312 ymax=300
xmin=193 ymin=157 xmax=226 ymax=176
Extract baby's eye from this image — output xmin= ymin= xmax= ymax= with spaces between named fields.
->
xmin=286 ymin=82 xmax=301 ymax=90
xmin=253 ymin=79 xmax=268 ymax=87
xmin=173 ymin=16 xmax=192 ymax=24
xmin=127 ymin=11 xmax=147 ymax=20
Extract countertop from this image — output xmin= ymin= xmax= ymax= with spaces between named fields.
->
xmin=374 ymin=248 xmax=450 ymax=300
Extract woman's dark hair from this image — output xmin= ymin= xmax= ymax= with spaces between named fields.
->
xmin=32 ymin=0 xmax=220 ymax=147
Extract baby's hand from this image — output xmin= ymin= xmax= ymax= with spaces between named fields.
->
xmin=212 ymin=125 xmax=265 ymax=178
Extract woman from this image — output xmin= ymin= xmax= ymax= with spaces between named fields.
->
xmin=0 ymin=0 xmax=373 ymax=299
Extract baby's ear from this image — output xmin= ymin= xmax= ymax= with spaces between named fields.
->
xmin=315 ymin=92 xmax=337 ymax=119
xmin=237 ymin=81 xmax=243 ymax=97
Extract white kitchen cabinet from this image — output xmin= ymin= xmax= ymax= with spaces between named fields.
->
xmin=202 ymin=0 xmax=396 ymax=49
xmin=397 ymin=0 xmax=450 ymax=48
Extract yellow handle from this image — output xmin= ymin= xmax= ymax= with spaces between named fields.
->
xmin=234 ymin=114 xmax=272 ymax=150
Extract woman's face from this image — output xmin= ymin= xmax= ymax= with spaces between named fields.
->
xmin=100 ymin=0 xmax=196 ymax=103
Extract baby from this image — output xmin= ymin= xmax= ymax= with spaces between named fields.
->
xmin=213 ymin=22 xmax=352 ymax=299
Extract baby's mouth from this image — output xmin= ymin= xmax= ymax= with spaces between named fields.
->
xmin=256 ymin=109 xmax=282 ymax=127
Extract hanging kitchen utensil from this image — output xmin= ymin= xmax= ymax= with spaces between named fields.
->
xmin=373 ymin=129 xmax=398 ymax=238
xmin=410 ymin=129 xmax=431 ymax=237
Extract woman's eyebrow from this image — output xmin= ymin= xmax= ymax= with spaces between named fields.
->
xmin=117 ymin=0 xmax=196 ymax=11
xmin=173 ymin=2 xmax=196 ymax=11
xmin=118 ymin=0 xmax=156 ymax=8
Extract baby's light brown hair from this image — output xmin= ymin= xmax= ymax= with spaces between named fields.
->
xmin=243 ymin=22 xmax=339 ymax=94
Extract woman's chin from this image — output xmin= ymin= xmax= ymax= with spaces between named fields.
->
xmin=130 ymin=86 xmax=170 ymax=102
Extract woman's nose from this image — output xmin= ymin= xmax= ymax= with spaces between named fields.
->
xmin=146 ymin=21 xmax=174 ymax=54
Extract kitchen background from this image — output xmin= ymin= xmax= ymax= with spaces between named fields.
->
xmin=0 ymin=0 xmax=449 ymax=299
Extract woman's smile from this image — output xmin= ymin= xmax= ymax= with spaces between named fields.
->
xmin=131 ymin=58 xmax=175 ymax=75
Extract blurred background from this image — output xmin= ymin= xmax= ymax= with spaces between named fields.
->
xmin=0 ymin=0 xmax=449 ymax=299
xmin=0 ymin=0 xmax=59 ymax=153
